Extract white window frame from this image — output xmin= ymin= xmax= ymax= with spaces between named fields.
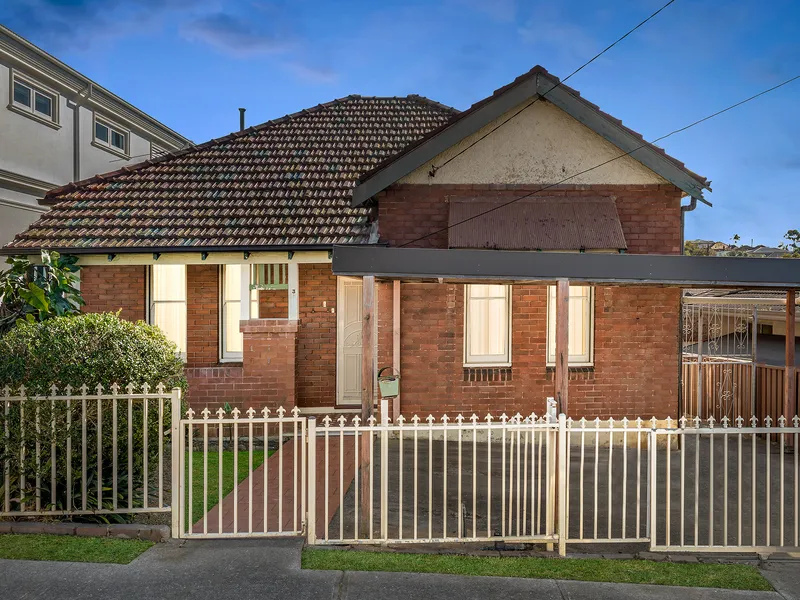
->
xmin=92 ymin=113 xmax=130 ymax=158
xmin=7 ymin=70 xmax=60 ymax=128
xmin=463 ymin=284 xmax=512 ymax=367
xmin=546 ymin=285 xmax=595 ymax=367
xmin=147 ymin=265 xmax=187 ymax=360
xmin=219 ymin=265 xmax=259 ymax=362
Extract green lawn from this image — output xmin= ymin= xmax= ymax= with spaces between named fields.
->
xmin=0 ymin=534 xmax=153 ymax=564
xmin=185 ymin=449 xmax=269 ymax=530
xmin=301 ymin=548 xmax=772 ymax=591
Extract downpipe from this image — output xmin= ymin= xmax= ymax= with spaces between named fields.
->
xmin=678 ymin=197 xmax=698 ymax=417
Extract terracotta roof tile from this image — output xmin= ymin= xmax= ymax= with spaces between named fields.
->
xmin=5 ymin=95 xmax=457 ymax=251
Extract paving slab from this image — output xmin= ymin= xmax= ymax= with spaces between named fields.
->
xmin=761 ymin=562 xmax=800 ymax=600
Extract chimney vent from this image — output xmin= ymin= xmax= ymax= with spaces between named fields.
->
xmin=239 ymin=108 xmax=246 ymax=132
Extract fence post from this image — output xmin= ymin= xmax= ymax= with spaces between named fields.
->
xmin=170 ymin=388 xmax=182 ymax=539
xmin=648 ymin=425 xmax=657 ymax=551
xmin=557 ymin=413 xmax=567 ymax=557
xmin=307 ymin=416 xmax=317 ymax=545
xmin=381 ymin=398 xmax=389 ymax=540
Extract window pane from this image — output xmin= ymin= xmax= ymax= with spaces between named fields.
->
xmin=547 ymin=285 xmax=592 ymax=364
xmin=13 ymin=82 xmax=31 ymax=107
xmin=95 ymin=122 xmax=109 ymax=142
xmin=34 ymin=92 xmax=52 ymax=117
xmin=224 ymin=300 xmax=243 ymax=354
xmin=466 ymin=284 xmax=509 ymax=363
xmin=153 ymin=302 xmax=187 ymax=354
xmin=111 ymin=130 xmax=125 ymax=150
xmin=151 ymin=265 xmax=186 ymax=354
xmin=152 ymin=265 xmax=186 ymax=301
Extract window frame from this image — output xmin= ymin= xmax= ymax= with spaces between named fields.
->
xmin=546 ymin=285 xmax=595 ymax=367
xmin=219 ymin=265 xmax=259 ymax=362
xmin=147 ymin=264 xmax=187 ymax=360
xmin=463 ymin=284 xmax=512 ymax=367
xmin=92 ymin=113 xmax=130 ymax=158
xmin=7 ymin=70 xmax=60 ymax=128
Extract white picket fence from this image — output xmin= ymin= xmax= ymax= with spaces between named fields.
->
xmin=1 ymin=383 xmax=178 ymax=517
xmin=2 ymin=384 xmax=799 ymax=557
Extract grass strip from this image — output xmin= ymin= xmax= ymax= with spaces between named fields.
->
xmin=301 ymin=548 xmax=772 ymax=591
xmin=0 ymin=534 xmax=153 ymax=564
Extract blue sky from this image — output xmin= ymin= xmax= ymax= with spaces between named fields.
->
xmin=2 ymin=0 xmax=798 ymax=246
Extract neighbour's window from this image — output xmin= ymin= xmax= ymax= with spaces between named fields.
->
xmin=94 ymin=115 xmax=128 ymax=154
xmin=221 ymin=265 xmax=259 ymax=360
xmin=464 ymin=284 xmax=511 ymax=365
xmin=546 ymin=285 xmax=594 ymax=366
xmin=149 ymin=265 xmax=187 ymax=357
xmin=10 ymin=74 xmax=58 ymax=124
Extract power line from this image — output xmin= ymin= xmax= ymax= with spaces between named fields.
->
xmin=428 ymin=0 xmax=677 ymax=177
xmin=400 ymin=73 xmax=800 ymax=248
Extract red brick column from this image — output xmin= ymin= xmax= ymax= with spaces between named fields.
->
xmin=241 ymin=319 xmax=299 ymax=411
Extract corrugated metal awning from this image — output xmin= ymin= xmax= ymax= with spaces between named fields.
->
xmin=448 ymin=197 xmax=627 ymax=251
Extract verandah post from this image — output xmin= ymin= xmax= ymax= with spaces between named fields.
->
xmin=557 ymin=413 xmax=567 ymax=556
xmin=170 ymin=387 xmax=182 ymax=539
xmin=785 ymin=290 xmax=796 ymax=444
xmin=360 ymin=275 xmax=375 ymax=537
xmin=555 ymin=279 xmax=570 ymax=415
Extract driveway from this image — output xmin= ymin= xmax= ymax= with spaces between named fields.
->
xmin=0 ymin=538 xmax=793 ymax=600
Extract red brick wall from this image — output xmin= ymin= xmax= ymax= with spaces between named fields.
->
xmin=394 ymin=283 xmax=680 ymax=419
xmin=186 ymin=265 xmax=219 ymax=367
xmin=377 ymin=183 xmax=683 ymax=254
xmin=296 ymin=264 xmax=338 ymax=407
xmin=186 ymin=320 xmax=298 ymax=412
xmin=258 ymin=289 xmax=288 ymax=318
xmin=80 ymin=265 xmax=146 ymax=321
xmin=377 ymin=183 xmax=683 ymax=419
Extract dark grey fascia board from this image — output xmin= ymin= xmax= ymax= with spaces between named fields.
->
xmin=332 ymin=246 xmax=800 ymax=289
xmin=351 ymin=75 xmax=540 ymax=206
xmin=537 ymin=79 xmax=710 ymax=204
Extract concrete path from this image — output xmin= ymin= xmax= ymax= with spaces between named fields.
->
xmin=1 ymin=538 xmax=794 ymax=600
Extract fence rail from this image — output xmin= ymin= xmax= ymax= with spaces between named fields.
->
xmin=1 ymin=383 xmax=176 ymax=518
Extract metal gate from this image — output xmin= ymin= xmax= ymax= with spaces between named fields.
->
xmin=174 ymin=406 xmax=306 ymax=539
xmin=682 ymin=299 xmax=756 ymax=420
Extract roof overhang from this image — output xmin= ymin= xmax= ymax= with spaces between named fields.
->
xmin=351 ymin=70 xmax=711 ymax=207
xmin=332 ymin=246 xmax=800 ymax=289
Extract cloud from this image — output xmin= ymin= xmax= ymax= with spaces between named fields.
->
xmin=180 ymin=12 xmax=289 ymax=57
xmin=285 ymin=62 xmax=338 ymax=84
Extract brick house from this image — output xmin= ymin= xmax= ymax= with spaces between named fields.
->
xmin=3 ymin=67 xmax=710 ymax=419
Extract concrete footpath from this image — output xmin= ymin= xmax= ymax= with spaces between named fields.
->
xmin=0 ymin=538 xmax=796 ymax=600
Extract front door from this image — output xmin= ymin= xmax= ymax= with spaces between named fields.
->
xmin=337 ymin=277 xmax=363 ymax=406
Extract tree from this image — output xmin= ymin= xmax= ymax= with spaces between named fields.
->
xmin=0 ymin=250 xmax=84 ymax=335
xmin=780 ymin=229 xmax=800 ymax=257
xmin=684 ymin=240 xmax=709 ymax=256
xmin=731 ymin=233 xmax=741 ymax=245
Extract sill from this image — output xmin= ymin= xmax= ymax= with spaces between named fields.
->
xmin=7 ymin=103 xmax=60 ymax=130
xmin=91 ymin=139 xmax=129 ymax=160
xmin=218 ymin=358 xmax=243 ymax=365
xmin=463 ymin=362 xmax=512 ymax=368
xmin=545 ymin=364 xmax=594 ymax=370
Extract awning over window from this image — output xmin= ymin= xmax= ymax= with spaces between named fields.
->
xmin=448 ymin=197 xmax=627 ymax=251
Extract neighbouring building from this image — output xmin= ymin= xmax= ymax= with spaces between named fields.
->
xmin=0 ymin=25 xmax=191 ymax=246
xmin=3 ymin=66 xmax=711 ymax=419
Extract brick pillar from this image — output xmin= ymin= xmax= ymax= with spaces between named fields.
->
xmin=241 ymin=319 xmax=299 ymax=411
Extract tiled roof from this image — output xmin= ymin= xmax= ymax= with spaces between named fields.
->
xmin=5 ymin=95 xmax=458 ymax=251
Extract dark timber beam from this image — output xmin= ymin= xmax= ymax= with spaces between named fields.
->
xmin=360 ymin=275 xmax=375 ymax=536
xmin=332 ymin=246 xmax=800 ymax=290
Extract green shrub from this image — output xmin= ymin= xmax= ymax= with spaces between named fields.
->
xmin=0 ymin=313 xmax=187 ymax=520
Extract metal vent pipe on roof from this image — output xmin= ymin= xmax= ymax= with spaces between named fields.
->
xmin=239 ymin=108 xmax=246 ymax=131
